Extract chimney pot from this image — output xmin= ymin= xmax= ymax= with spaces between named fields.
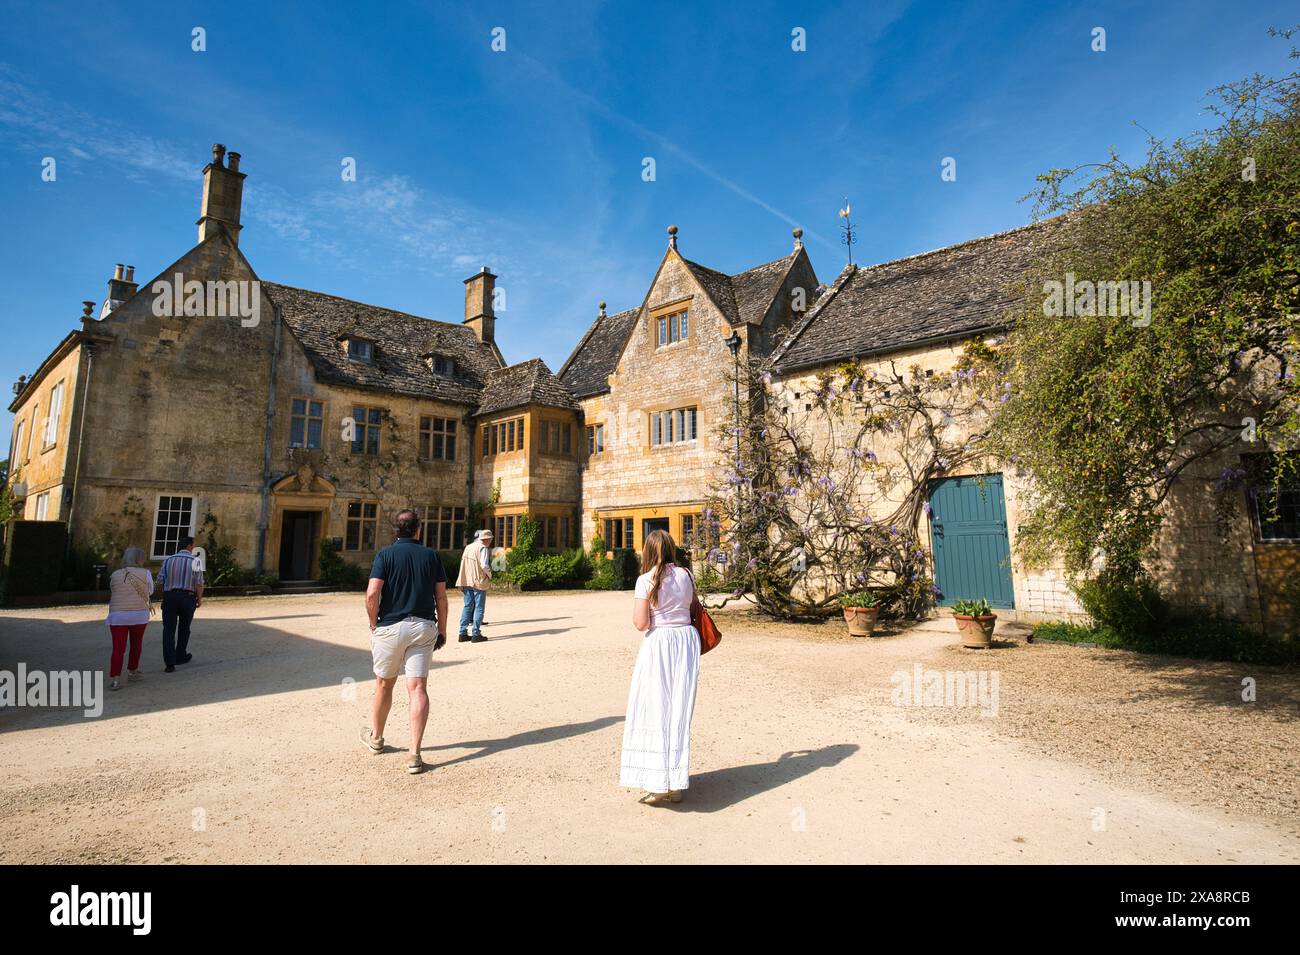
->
xmin=227 ymin=151 xmax=240 ymax=172
xmin=197 ymin=145 xmax=246 ymax=246
xmin=125 ymin=265 xmax=135 ymax=282
xmin=114 ymin=263 xmax=124 ymax=281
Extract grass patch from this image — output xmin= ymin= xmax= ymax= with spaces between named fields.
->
xmin=1032 ymin=618 xmax=1299 ymax=665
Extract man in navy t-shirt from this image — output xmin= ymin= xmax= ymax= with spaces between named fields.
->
xmin=360 ymin=508 xmax=448 ymax=775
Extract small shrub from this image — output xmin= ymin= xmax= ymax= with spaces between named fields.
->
xmin=436 ymin=549 xmax=463 ymax=582
xmin=1072 ymin=572 xmax=1167 ymax=636
xmin=509 ymin=547 xmax=591 ymax=590
xmin=318 ymin=539 xmax=368 ymax=590
xmin=840 ymin=590 xmax=879 ymax=608
xmin=3 ymin=520 xmax=67 ymax=598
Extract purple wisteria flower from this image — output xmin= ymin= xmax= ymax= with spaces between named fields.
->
xmin=1215 ymin=467 xmax=1248 ymax=493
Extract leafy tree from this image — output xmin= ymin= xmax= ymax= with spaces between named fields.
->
xmin=991 ymin=28 xmax=1300 ymax=581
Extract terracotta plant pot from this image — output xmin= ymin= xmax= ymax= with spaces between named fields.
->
xmin=954 ymin=613 xmax=997 ymax=648
xmin=843 ymin=606 xmax=880 ymax=637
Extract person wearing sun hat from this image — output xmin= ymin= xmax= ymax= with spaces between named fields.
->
xmin=455 ymin=528 xmax=493 ymax=642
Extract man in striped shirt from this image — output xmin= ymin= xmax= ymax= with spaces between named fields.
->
xmin=155 ymin=536 xmax=204 ymax=673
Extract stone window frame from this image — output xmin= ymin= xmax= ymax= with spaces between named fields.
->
xmin=151 ymin=493 xmax=196 ymax=560
xmin=427 ymin=353 xmax=456 ymax=378
xmin=289 ymin=396 xmax=324 ymax=450
xmin=492 ymin=513 xmax=519 ymax=549
xmin=345 ymin=500 xmax=380 ymax=552
xmin=586 ymin=422 xmax=605 ymax=456
xmin=647 ymin=403 xmax=700 ymax=448
xmin=481 ymin=415 xmax=525 ymax=458
xmin=418 ymin=504 xmax=467 ymax=549
xmin=41 ymin=378 xmax=65 ymax=451
xmin=349 ymin=406 xmax=384 ymax=456
xmin=650 ymin=297 xmax=692 ymax=350
xmin=538 ymin=417 xmax=574 ymax=457
xmin=345 ymin=338 xmax=375 ymax=363
xmin=419 ymin=415 xmax=458 ymax=462
xmin=1251 ymin=483 xmax=1300 ymax=542
xmin=10 ymin=417 xmax=26 ymax=469
xmin=602 ymin=516 xmax=635 ymax=550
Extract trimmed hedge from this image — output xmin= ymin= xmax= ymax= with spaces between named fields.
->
xmin=3 ymin=520 xmax=68 ymax=599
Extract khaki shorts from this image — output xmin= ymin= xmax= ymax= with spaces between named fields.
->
xmin=370 ymin=615 xmax=437 ymax=679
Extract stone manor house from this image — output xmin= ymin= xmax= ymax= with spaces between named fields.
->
xmin=6 ymin=146 xmax=1297 ymax=633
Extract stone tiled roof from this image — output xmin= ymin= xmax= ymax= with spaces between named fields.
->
xmin=558 ymin=306 xmax=640 ymax=399
xmin=680 ymin=259 xmax=740 ymax=324
xmin=770 ymin=218 xmax=1071 ymax=372
xmin=477 ymin=358 xmax=577 ymax=415
xmin=263 ymin=282 xmax=502 ymax=406
xmin=681 ymin=251 xmax=800 ymax=326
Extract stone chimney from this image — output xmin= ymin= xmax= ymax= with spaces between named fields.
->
xmin=463 ymin=266 xmax=497 ymax=345
xmin=197 ymin=143 xmax=246 ymax=247
xmin=99 ymin=263 xmax=140 ymax=318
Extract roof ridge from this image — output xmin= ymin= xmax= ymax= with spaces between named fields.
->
xmin=728 ymin=250 xmax=797 ymax=279
xmin=263 ymin=281 xmax=466 ymax=332
xmin=853 ymin=214 xmax=1070 ymax=276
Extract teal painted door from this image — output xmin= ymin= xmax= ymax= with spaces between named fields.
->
xmin=928 ymin=474 xmax=1015 ymax=609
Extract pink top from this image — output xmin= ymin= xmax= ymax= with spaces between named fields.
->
xmin=634 ymin=563 xmax=695 ymax=629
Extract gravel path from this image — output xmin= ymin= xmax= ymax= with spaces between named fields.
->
xmin=1 ymin=592 xmax=1296 ymax=863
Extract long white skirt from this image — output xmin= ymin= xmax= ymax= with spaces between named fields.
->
xmin=619 ymin=624 xmax=701 ymax=793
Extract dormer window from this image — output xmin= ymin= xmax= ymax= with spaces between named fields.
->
xmin=427 ymin=354 xmax=456 ymax=377
xmin=347 ymin=339 xmax=374 ymax=363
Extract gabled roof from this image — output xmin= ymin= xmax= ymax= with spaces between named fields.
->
xmin=770 ymin=217 xmax=1072 ymax=373
xmin=557 ymin=306 xmax=640 ymax=399
xmin=680 ymin=250 xmax=803 ymax=326
xmin=263 ymin=282 xmax=502 ymax=406
xmin=558 ymin=247 xmax=809 ymax=401
xmin=477 ymin=358 xmax=577 ymax=416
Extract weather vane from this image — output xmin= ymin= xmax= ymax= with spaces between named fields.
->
xmin=839 ymin=198 xmax=856 ymax=265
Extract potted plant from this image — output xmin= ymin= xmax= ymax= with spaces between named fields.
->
xmin=840 ymin=591 xmax=881 ymax=637
xmin=952 ymin=597 xmax=997 ymax=648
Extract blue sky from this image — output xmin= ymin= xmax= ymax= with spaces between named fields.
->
xmin=1 ymin=0 xmax=1296 ymax=435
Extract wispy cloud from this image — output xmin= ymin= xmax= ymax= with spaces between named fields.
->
xmin=504 ymin=51 xmax=841 ymax=254
xmin=0 ymin=63 xmax=194 ymax=182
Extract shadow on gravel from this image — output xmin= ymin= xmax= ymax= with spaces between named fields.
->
xmin=423 ymin=715 xmax=623 ymax=768
xmin=681 ymin=743 xmax=860 ymax=812
xmin=0 ymin=613 xmax=392 ymax=731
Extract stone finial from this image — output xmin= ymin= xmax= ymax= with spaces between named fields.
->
xmin=793 ymin=228 xmax=804 ymax=250
xmin=667 ymin=224 xmax=678 ymax=250
xmin=82 ymin=300 xmax=96 ymax=318
xmin=598 ymin=301 xmax=607 ymax=318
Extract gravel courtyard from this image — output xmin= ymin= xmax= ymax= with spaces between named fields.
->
xmin=1 ymin=590 xmax=1297 ymax=864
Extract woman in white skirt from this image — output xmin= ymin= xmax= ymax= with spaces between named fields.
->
xmin=620 ymin=529 xmax=701 ymax=805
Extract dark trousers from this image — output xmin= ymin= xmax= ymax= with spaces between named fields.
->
xmin=162 ymin=590 xmax=197 ymax=666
